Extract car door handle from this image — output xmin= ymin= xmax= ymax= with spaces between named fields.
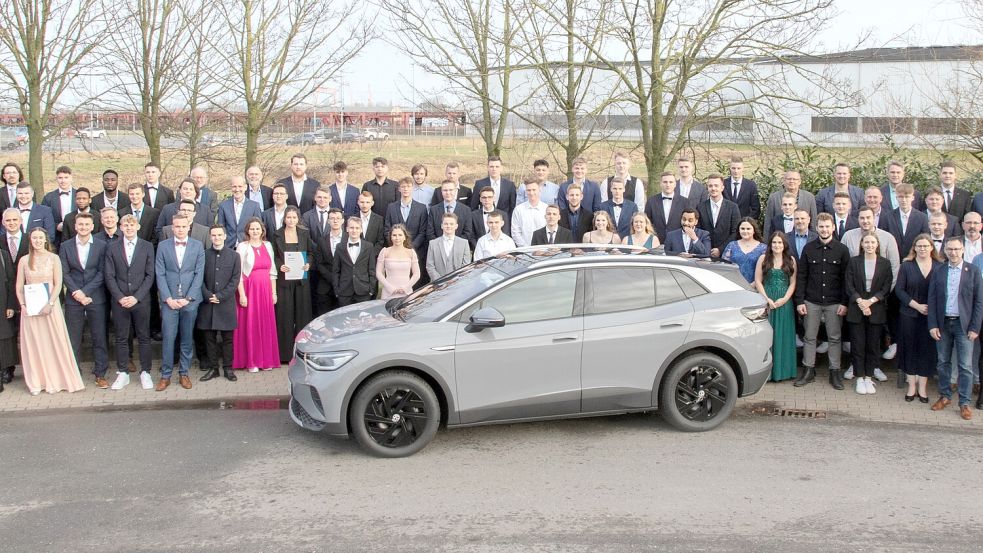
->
xmin=552 ymin=335 xmax=578 ymax=342
xmin=660 ymin=322 xmax=684 ymax=328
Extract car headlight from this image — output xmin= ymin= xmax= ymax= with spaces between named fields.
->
xmin=302 ymin=350 xmax=358 ymax=371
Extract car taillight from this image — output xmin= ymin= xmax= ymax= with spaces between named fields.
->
xmin=741 ymin=305 xmax=768 ymax=322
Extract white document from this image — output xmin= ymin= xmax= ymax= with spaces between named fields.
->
xmin=23 ymin=283 xmax=50 ymax=316
xmin=283 ymin=251 xmax=308 ymax=281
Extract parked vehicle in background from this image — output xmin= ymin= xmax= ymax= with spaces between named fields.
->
xmin=326 ymin=131 xmax=365 ymax=144
xmin=198 ymin=135 xmax=226 ymax=148
xmin=361 ymin=127 xmax=389 ymax=141
xmin=78 ymin=127 xmax=107 ymax=139
xmin=0 ymin=127 xmax=27 ymax=150
xmin=285 ymin=132 xmax=325 ymax=146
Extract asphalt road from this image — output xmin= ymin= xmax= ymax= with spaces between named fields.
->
xmin=1 ymin=408 xmax=980 ymax=552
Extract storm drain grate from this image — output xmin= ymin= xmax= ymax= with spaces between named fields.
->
xmin=774 ymin=408 xmax=827 ymax=419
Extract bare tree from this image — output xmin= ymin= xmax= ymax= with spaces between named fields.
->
xmin=381 ymin=0 xmax=528 ymax=157
xmin=0 ymin=0 xmax=104 ymax=195
xmin=208 ymin=0 xmax=370 ymax=169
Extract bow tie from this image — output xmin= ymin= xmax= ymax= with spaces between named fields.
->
xmin=20 ymin=208 xmax=30 ymax=213
xmin=796 ymin=234 xmax=808 ymax=239
xmin=613 ymin=203 xmax=623 ymax=208
xmin=59 ymin=191 xmax=70 ymax=196
xmin=934 ymin=239 xmax=943 ymax=243
xmin=348 ymin=242 xmax=360 ymax=248
xmin=662 ymin=196 xmax=672 ymax=201
xmin=784 ymin=217 xmax=792 ymax=221
xmin=175 ymin=241 xmax=187 ymax=246
xmin=148 ymin=186 xmax=157 ymax=190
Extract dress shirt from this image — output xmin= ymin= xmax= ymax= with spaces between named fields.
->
xmin=612 ymin=203 xmax=623 ymax=222
xmin=731 ymin=180 xmax=741 ymax=198
xmin=234 ymin=200 xmax=244 ymax=223
xmin=481 ymin=210 xmax=494 ymax=232
xmin=490 ymin=179 xmax=501 ymax=205
xmin=125 ymin=239 xmax=136 ymax=265
xmin=899 ymin=209 xmax=910 ymax=235
xmin=19 ymin=203 xmax=33 ymax=232
xmin=444 ymin=201 xmax=457 ymax=214
xmin=8 ymin=233 xmax=20 ymax=255
xmin=510 ymin=201 xmax=548 ymax=247
xmin=540 ymin=182 xmax=559 ymax=207
xmin=412 ymin=185 xmax=434 ymax=206
xmin=59 ymin=189 xmax=72 ymax=221
xmin=678 ymin=180 xmax=694 ymax=199
xmin=794 ymin=233 xmax=809 ymax=257
xmin=336 ymin=184 xmax=351 ymax=207
xmin=274 ymin=208 xmax=286 ymax=230
xmin=931 ymin=235 xmax=945 ymax=254
xmin=964 ymin=237 xmax=981 ymax=263
xmin=661 ymin=195 xmax=673 ymax=223
xmin=836 ymin=216 xmax=846 ymax=236
xmin=946 ymin=262 xmax=962 ymax=316
xmin=887 ymin=186 xmax=899 ymax=210
xmin=248 ymin=187 xmax=265 ymax=209
xmin=710 ymin=199 xmax=722 ymax=226
xmin=291 ymin=177 xmax=306 ymax=206
xmin=784 ymin=216 xmax=794 ymax=233
xmin=942 ymin=186 xmax=955 ymax=210
xmin=146 ymin=184 xmax=159 ymax=206
xmin=75 ymin=236 xmax=91 ymax=267
xmin=682 ymin=232 xmax=692 ymax=252
xmin=600 ymin=175 xmax=646 ymax=205
xmin=566 ymin=207 xmax=584 ymax=234
xmin=474 ymin=233 xmax=517 ymax=259
xmin=132 ymin=206 xmax=143 ymax=222
xmin=317 ymin=209 xmax=329 ymax=232
xmin=347 ymin=240 xmax=361 ymax=261
xmin=175 ymin=240 xmax=187 ymax=269
xmin=359 ymin=213 xmax=371 ymax=238
xmin=103 ymin=193 xmax=119 ymax=209
xmin=329 ymin=232 xmax=343 ymax=254
xmin=442 ymin=236 xmax=455 ymax=256
xmin=400 ymin=201 xmax=412 ymax=221
xmin=545 ymin=226 xmax=560 ymax=244
xmin=872 ymin=209 xmax=881 ymax=228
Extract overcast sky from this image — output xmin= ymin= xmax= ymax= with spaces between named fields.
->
xmin=343 ymin=0 xmax=979 ymax=107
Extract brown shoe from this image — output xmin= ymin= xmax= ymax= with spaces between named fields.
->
xmin=931 ymin=397 xmax=951 ymax=411
xmin=961 ymin=405 xmax=973 ymax=420
xmin=155 ymin=378 xmax=170 ymax=392
xmin=95 ymin=377 xmax=109 ymax=389
xmin=179 ymin=375 xmax=192 ymax=390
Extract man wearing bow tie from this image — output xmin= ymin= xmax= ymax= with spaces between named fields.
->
xmin=155 ymin=213 xmax=205 ymax=391
xmin=644 ymin=172 xmax=687 ymax=243
xmin=599 ymin=177 xmax=638 ymax=238
xmin=41 ymin=165 xmax=76 ymax=245
xmin=928 ymin=212 xmax=952 ymax=254
xmin=331 ymin=217 xmax=376 ymax=307
xmin=142 ymin=162 xmax=175 ymax=210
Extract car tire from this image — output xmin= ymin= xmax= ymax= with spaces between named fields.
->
xmin=349 ymin=370 xmax=440 ymax=458
xmin=659 ymin=352 xmax=738 ymax=432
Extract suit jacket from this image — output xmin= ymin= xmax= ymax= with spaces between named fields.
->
xmin=360 ymin=211 xmax=385 ymax=251
xmin=155 ymin=237 xmax=206 ymax=304
xmin=362 ymin=178 xmax=399 ymax=217
xmin=59 ymin=237 xmax=108 ymax=305
xmin=785 ymin=230 xmax=819 ymax=260
xmin=314 ymin=233 xmax=345 ymax=296
xmin=878 ymin=208 xmax=929 ymax=259
xmin=246 ymin=185 xmax=274 ymax=211
xmin=60 ymin=210 xmax=102 ymax=242
xmin=196 ymin=246 xmax=242 ymax=331
xmin=696 ymin=198 xmax=741 ymax=251
xmin=329 ymin=183 xmax=360 ymax=218
xmin=879 ymin=184 xmax=923 ymax=213
xmin=196 ymin=187 xmax=219 ymax=224
xmin=41 ymin=188 xmax=75 ymax=227
xmin=940 ymin=186 xmax=971 ymax=222
xmin=470 ymin=177 xmax=517 ymax=215
xmin=468 ymin=208 xmax=511 ymax=249
xmin=531 ymin=226 xmax=574 ymax=246
xmin=20 ymin=203 xmax=56 ymax=243
xmin=301 ymin=206 xmax=335 ymax=247
xmin=155 ymin=201 xmax=213 ymax=237
xmin=764 ymin=190 xmax=818 ymax=234
xmin=384 ymin=200 xmax=431 ymax=252
xmin=277 ymin=176 xmax=320 ymax=214
xmin=431 ymin=184 xmax=473 ymax=207
xmin=261 ymin=206 xmax=285 ymax=239
xmin=832 ymin=215 xmax=859 ymax=242
xmin=429 ymin=203 xmax=472 ymax=243
xmin=104 ymin=237 xmax=155 ymax=303
xmin=967 ymin=192 xmax=983 ymax=224
xmin=600 ymin=199 xmax=638 ymax=238
xmin=558 ymin=207 xmax=593 ymax=242
xmin=664 ymin=228 xmax=711 ymax=256
xmin=0 ymin=230 xmax=31 ymax=267
xmin=162 ymin=223 xmax=210 ymax=245
xmin=331 ymin=240 xmax=376 ymax=298
xmin=143 ymin=183 xmax=174 ymax=210
xmin=425 ymin=235 xmax=471 ymax=280
xmin=0 ymin=184 xmax=17 ymax=213
xmin=815 ymin=184 xmax=865 ymax=217
xmin=677 ymin=179 xmax=708 ymax=206
xmin=767 ymin=215 xmax=796 ymax=239
xmin=0 ymin=247 xmax=15 ymax=340
xmin=926 ymin=211 xmax=962 ymax=238
xmin=845 ymin=255 xmax=893 ymax=324
xmin=558 ymin=179 xmax=603 ymax=213
xmin=722 ymin=177 xmax=761 ymax=220
xmin=118 ymin=204 xmax=160 ymax=244
xmin=91 ymin=191 xmax=131 ymax=213
xmin=928 ymin=261 xmax=983 ymax=335
xmin=217 ymin=197 xmax=263 ymax=248
xmin=644 ymin=194 xmax=687 ymax=243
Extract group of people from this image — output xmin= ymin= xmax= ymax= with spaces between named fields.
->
xmin=2 ymin=153 xmax=983 ymax=421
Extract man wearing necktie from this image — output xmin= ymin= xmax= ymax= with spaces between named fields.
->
xmin=0 ymin=163 xmax=22 ymax=212
xmin=531 ymin=205 xmax=574 ymax=246
xmin=428 ymin=180 xmax=471 ymax=244
xmin=332 ymin=217 xmax=376 ymax=307
xmin=831 ymin=193 xmax=857 ymax=242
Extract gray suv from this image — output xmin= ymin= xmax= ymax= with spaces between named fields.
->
xmin=288 ymin=245 xmax=773 ymax=457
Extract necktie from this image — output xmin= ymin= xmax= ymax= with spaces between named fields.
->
xmin=548 ymin=231 xmax=554 ymax=244
xmin=838 ymin=219 xmax=845 ymax=237
xmin=319 ymin=210 xmax=326 ymax=230
xmin=445 ymin=204 xmax=452 ymax=213
xmin=134 ymin=209 xmax=141 ymax=221
xmin=732 ymin=182 xmax=739 ymax=198
xmin=8 ymin=235 xmax=15 ymax=255
xmin=901 ymin=213 xmax=907 ymax=234
xmin=126 ymin=241 xmax=134 ymax=264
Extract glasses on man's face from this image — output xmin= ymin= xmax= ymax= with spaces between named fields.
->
xmin=945 ymin=247 xmax=964 ymax=253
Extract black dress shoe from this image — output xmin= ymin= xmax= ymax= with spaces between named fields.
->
xmin=1 ymin=367 xmax=13 ymax=384
xmin=199 ymin=368 xmax=220 ymax=382
xmin=918 ymin=394 xmax=930 ymax=404
xmin=224 ymin=370 xmax=237 ymax=382
xmin=152 ymin=331 xmax=163 ymax=341
xmin=794 ymin=367 xmax=816 ymax=387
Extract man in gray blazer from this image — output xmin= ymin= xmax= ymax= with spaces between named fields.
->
xmin=162 ymin=200 xmax=210 ymax=244
xmin=763 ymin=170 xmax=818 ymax=234
xmin=426 ymin=212 xmax=472 ymax=281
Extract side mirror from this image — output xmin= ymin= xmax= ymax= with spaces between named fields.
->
xmin=465 ymin=307 xmax=505 ymax=333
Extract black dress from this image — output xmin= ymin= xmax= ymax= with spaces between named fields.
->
xmin=894 ymin=260 xmax=940 ymax=377
xmin=273 ymin=228 xmax=314 ymax=363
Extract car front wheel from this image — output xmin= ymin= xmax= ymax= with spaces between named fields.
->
xmin=349 ymin=370 xmax=440 ymax=457
xmin=659 ymin=352 xmax=738 ymax=432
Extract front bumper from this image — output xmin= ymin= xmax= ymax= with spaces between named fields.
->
xmin=287 ymin=356 xmax=351 ymax=437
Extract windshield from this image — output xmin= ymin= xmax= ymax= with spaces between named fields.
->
xmin=390 ymin=261 xmax=509 ymax=322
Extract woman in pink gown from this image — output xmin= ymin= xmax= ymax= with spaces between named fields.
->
xmin=376 ymin=224 xmax=420 ymax=299
xmin=16 ymin=228 xmax=84 ymax=394
xmin=232 ymin=218 xmax=280 ymax=372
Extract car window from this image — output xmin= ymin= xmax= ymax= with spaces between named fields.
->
xmin=655 ymin=268 xmax=689 ymax=305
xmin=477 ymin=270 xmax=578 ymax=324
xmin=669 ymin=269 xmax=707 ymax=299
xmin=586 ymin=267 xmax=656 ymax=315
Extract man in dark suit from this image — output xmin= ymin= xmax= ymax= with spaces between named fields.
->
xmin=196 ymin=225 xmax=242 ymax=382
xmin=356 ymin=191 xmax=385 ymax=251
xmin=328 ymin=161 xmax=359 ymax=218
xmin=277 ymin=153 xmax=320 ymax=213
xmin=313 ymin=208 xmax=346 ymax=316
xmin=816 ymin=163 xmax=864 ymax=217
xmin=385 ymin=177 xmax=431 ymax=256
xmin=0 ymin=163 xmax=23 ymax=213
xmin=558 ymin=157 xmax=603 ymax=213
xmin=696 ymin=174 xmax=741 ymax=258
xmin=1 ymin=208 xmax=31 ymax=268
xmin=723 ymin=157 xmax=761 ymax=220
xmin=332 ymin=217 xmax=376 ymax=307
xmin=263 ymin=184 xmax=290 ymax=238
xmin=924 ymin=187 xmax=961 ymax=238
xmin=120 ymin=183 xmax=161 ymax=245
xmin=429 ymin=180 xmax=472 ymax=244
xmin=878 ymin=184 xmax=929 ymax=259
xmin=831 ymin=192 xmax=859 ymax=242
xmin=156 ymin=178 xmax=213 ymax=236
xmin=599 ymin=177 xmax=638 ymax=238
xmin=433 ymin=161 xmax=473 ymax=206
xmin=937 ymin=161 xmax=971 ymax=222
xmin=928 ymin=236 xmax=983 ymax=419
xmin=531 ymin=205 xmax=574 ymax=246
xmin=765 ymin=192 xmax=798 ymax=238
xmin=14 ymin=182 xmax=56 ymax=242
xmin=155 ymin=213 xmax=206 ymax=391
xmin=41 ymin=165 xmax=76 ymax=245
xmin=645 ymin=172 xmax=687 ymax=243
xmin=469 ymin=186 xmax=511 ymax=249
xmin=91 ymin=169 xmax=130 ymax=213
xmin=142 ymin=162 xmax=174 ymax=210
xmin=301 ymin=185 xmax=333 ymax=246
xmin=785 ymin=209 xmax=818 ymax=260
xmin=59 ymin=212 xmax=110 ymax=388
xmin=363 ymin=157 xmax=399 ymax=217
xmin=676 ymin=157 xmax=708 ymax=207
xmin=60 ymin=187 xmax=102 ymax=242
xmin=245 ymin=165 xmax=274 ymax=211
xmin=161 ymin=200 xmax=210 ymax=244
xmin=189 ymin=166 xmax=219 ymax=224
xmin=664 ymin=209 xmax=711 ymax=256
xmin=216 ymin=176 xmax=262 ymax=248
xmin=881 ymin=161 xmax=921 ymax=212
xmin=470 ymin=156 xmax=517 ymax=216
xmin=104 ymin=213 xmax=156 ymax=390
xmin=558 ymin=183 xmax=592 ymax=242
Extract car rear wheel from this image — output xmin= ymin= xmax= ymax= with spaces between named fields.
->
xmin=659 ymin=352 xmax=737 ymax=432
xmin=349 ymin=370 xmax=440 ymax=457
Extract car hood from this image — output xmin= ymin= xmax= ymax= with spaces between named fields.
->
xmin=295 ymin=301 xmax=406 ymax=348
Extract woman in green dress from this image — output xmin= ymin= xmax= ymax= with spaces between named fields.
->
xmin=754 ymin=231 xmax=797 ymax=382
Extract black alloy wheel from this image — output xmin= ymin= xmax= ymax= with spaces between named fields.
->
xmin=349 ymin=371 xmax=440 ymax=457
xmin=660 ymin=352 xmax=738 ymax=432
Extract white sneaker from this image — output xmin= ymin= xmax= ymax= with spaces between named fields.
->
xmin=873 ymin=368 xmax=888 ymax=382
xmin=795 ymin=335 xmax=804 ymax=348
xmin=844 ymin=365 xmax=855 ymax=380
xmin=856 ymin=379 xmax=867 ymax=394
xmin=140 ymin=372 xmax=154 ymax=390
xmin=882 ymin=344 xmax=897 ymax=360
xmin=865 ymin=377 xmax=876 ymax=394
xmin=816 ymin=341 xmax=829 ymax=354
xmin=248 ymin=367 xmax=259 ymax=373
xmin=842 ymin=341 xmax=851 ymax=353
xmin=110 ymin=372 xmax=130 ymax=390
